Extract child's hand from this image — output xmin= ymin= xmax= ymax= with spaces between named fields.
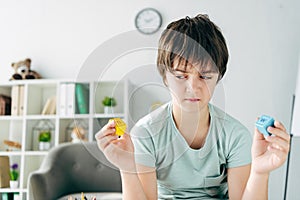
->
xmin=95 ymin=119 xmax=135 ymax=172
xmin=251 ymin=119 xmax=290 ymax=175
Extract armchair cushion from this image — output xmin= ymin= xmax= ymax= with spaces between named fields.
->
xmin=28 ymin=142 xmax=122 ymax=200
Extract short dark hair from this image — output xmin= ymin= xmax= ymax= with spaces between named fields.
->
xmin=157 ymin=14 xmax=228 ymax=81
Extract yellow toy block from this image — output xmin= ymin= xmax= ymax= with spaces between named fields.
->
xmin=109 ymin=118 xmax=126 ymax=136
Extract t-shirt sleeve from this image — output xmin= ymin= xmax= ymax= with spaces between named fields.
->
xmin=226 ymin=125 xmax=252 ymax=168
xmin=130 ymin=124 xmax=156 ymax=168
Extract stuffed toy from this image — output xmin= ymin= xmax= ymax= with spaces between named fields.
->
xmin=70 ymin=126 xmax=88 ymax=143
xmin=10 ymin=58 xmax=42 ymax=80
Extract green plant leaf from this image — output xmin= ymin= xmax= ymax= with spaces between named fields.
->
xmin=39 ymin=131 xmax=51 ymax=142
xmin=10 ymin=170 xmax=19 ymax=181
xmin=102 ymin=96 xmax=117 ymax=106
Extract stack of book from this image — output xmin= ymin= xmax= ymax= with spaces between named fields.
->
xmin=59 ymin=83 xmax=89 ymax=116
xmin=41 ymin=96 xmax=56 ymax=115
xmin=0 ymin=94 xmax=11 ymax=115
xmin=10 ymin=85 xmax=24 ymax=116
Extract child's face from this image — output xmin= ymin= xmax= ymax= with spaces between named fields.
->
xmin=165 ymin=59 xmax=219 ymax=112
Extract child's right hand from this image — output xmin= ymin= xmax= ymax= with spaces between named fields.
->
xmin=95 ymin=120 xmax=136 ymax=172
xmin=251 ymin=119 xmax=290 ymax=175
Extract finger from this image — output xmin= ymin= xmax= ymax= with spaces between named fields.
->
xmin=265 ymin=136 xmax=290 ymax=153
xmin=274 ymin=120 xmax=287 ymax=132
xmin=95 ymin=127 xmax=116 ymax=140
xmin=120 ymin=131 xmax=131 ymax=139
xmin=99 ymin=120 xmax=116 ymax=134
xmin=254 ymin=127 xmax=265 ymax=140
xmin=112 ymin=133 xmax=129 ymax=145
xmin=95 ymin=121 xmax=117 ymax=139
xmin=98 ymin=135 xmax=118 ymax=151
xmin=266 ymin=136 xmax=290 ymax=151
xmin=110 ymin=138 xmax=133 ymax=154
xmin=105 ymin=119 xmax=116 ymax=129
xmin=267 ymin=126 xmax=290 ymax=142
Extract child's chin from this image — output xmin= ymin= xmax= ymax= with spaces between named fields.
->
xmin=186 ymin=100 xmax=210 ymax=110
xmin=180 ymin=103 xmax=202 ymax=112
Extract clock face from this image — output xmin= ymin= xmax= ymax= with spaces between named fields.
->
xmin=135 ymin=8 xmax=162 ymax=34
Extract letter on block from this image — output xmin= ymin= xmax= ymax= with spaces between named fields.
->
xmin=255 ymin=115 xmax=275 ymax=137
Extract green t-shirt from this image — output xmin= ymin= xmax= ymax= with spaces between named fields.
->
xmin=131 ymin=102 xmax=252 ymax=199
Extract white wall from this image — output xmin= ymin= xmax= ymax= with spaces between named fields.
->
xmin=291 ymin=53 xmax=300 ymax=136
xmin=1 ymin=0 xmax=300 ymax=199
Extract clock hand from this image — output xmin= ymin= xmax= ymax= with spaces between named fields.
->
xmin=145 ymin=18 xmax=154 ymax=23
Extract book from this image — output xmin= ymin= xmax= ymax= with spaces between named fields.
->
xmin=11 ymin=85 xmax=20 ymax=116
xmin=18 ymin=85 xmax=24 ymax=115
xmin=0 ymin=95 xmax=12 ymax=115
xmin=41 ymin=96 xmax=56 ymax=115
xmin=10 ymin=85 xmax=24 ymax=116
xmin=66 ymin=83 xmax=75 ymax=116
xmin=75 ymin=83 xmax=89 ymax=114
xmin=0 ymin=156 xmax=10 ymax=188
xmin=59 ymin=83 xmax=67 ymax=116
xmin=5 ymin=96 xmax=11 ymax=115
xmin=0 ymin=98 xmax=3 ymax=115
xmin=2 ymin=193 xmax=14 ymax=200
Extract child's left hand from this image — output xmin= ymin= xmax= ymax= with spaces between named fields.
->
xmin=251 ymin=119 xmax=290 ymax=175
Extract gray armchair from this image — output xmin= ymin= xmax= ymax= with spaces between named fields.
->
xmin=28 ymin=141 xmax=122 ymax=200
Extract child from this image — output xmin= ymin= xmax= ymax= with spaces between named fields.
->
xmin=96 ymin=14 xmax=290 ymax=200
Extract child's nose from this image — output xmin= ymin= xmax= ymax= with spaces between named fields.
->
xmin=187 ymin=75 xmax=201 ymax=91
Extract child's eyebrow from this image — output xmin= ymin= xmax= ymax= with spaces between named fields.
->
xmin=200 ymin=70 xmax=218 ymax=74
xmin=173 ymin=69 xmax=217 ymax=74
xmin=173 ymin=69 xmax=186 ymax=73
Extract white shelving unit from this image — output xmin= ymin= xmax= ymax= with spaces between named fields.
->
xmin=0 ymin=79 xmax=132 ymax=200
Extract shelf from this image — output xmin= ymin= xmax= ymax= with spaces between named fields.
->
xmin=26 ymin=115 xmax=57 ymax=120
xmin=0 ymin=79 xmax=132 ymax=199
xmin=93 ymin=113 xmax=125 ymax=118
xmin=1 ymin=79 xmax=77 ymax=86
xmin=59 ymin=114 xmax=90 ymax=119
xmin=24 ymin=151 xmax=48 ymax=156
xmin=0 ymin=151 xmax=22 ymax=156
xmin=0 ymin=116 xmax=23 ymax=121
xmin=0 ymin=188 xmax=27 ymax=193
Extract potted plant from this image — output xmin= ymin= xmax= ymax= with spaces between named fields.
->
xmin=9 ymin=163 xmax=19 ymax=189
xmin=38 ymin=131 xmax=51 ymax=150
xmin=102 ymin=96 xmax=117 ymax=114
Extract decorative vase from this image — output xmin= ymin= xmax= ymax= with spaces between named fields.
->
xmin=104 ymin=106 xmax=114 ymax=114
xmin=9 ymin=180 xmax=18 ymax=189
xmin=39 ymin=141 xmax=51 ymax=151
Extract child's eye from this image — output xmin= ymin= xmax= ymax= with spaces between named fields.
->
xmin=175 ymin=74 xmax=187 ymax=79
xmin=199 ymin=75 xmax=212 ymax=80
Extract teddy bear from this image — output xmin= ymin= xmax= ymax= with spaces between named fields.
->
xmin=10 ymin=58 xmax=42 ymax=80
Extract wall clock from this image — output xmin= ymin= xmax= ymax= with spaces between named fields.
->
xmin=135 ymin=8 xmax=162 ymax=35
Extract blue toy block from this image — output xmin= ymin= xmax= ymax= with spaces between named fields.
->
xmin=255 ymin=115 xmax=275 ymax=137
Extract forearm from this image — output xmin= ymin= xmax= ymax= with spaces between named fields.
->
xmin=121 ymin=171 xmax=148 ymax=200
xmin=242 ymin=170 xmax=269 ymax=200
